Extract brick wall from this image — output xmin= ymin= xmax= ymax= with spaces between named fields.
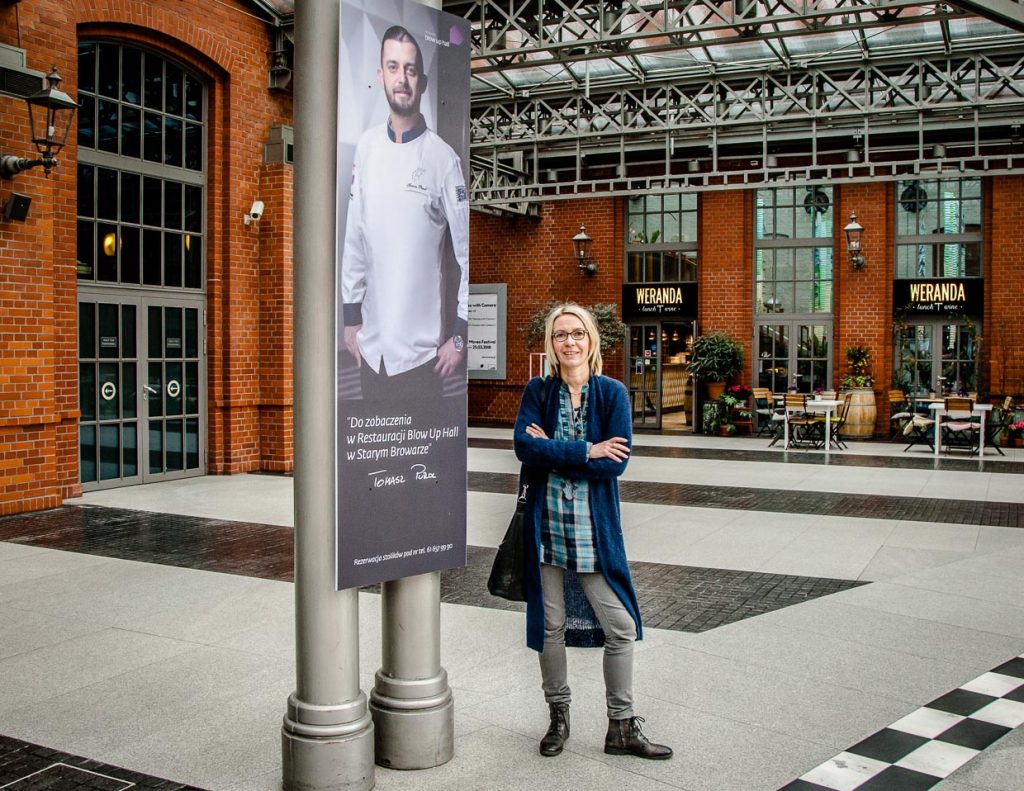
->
xmin=0 ymin=0 xmax=293 ymax=513
xmin=698 ymin=190 xmax=753 ymax=365
xmin=469 ymin=198 xmax=624 ymax=423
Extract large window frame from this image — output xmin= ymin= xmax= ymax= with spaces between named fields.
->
xmin=894 ymin=178 xmax=982 ymax=279
xmin=76 ymin=42 xmax=207 ymax=291
xmin=625 ymin=193 xmax=698 ymax=283
xmin=754 ymin=187 xmax=834 ymax=392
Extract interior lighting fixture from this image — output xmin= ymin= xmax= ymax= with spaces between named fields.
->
xmin=0 ymin=67 xmax=78 ymax=179
xmin=572 ymin=224 xmax=597 ymax=275
xmin=844 ymin=212 xmax=866 ymax=269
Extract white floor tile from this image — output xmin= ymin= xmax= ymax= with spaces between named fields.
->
xmin=801 ymin=752 xmax=889 ymax=790
xmin=896 ymin=740 xmax=978 ymax=778
xmin=970 ymin=698 xmax=1024 ymax=729
xmin=960 ymin=672 xmax=1024 ymax=698
xmin=889 ymin=707 xmax=966 ymax=739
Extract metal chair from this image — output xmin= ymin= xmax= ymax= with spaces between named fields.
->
xmin=781 ymin=393 xmax=818 ymax=449
xmin=902 ymin=413 xmax=936 ymax=452
xmin=888 ymin=389 xmax=912 ymax=441
xmin=825 ymin=392 xmax=853 ymax=450
xmin=941 ymin=397 xmax=980 ymax=453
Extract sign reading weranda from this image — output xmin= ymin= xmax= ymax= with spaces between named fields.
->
xmin=892 ymin=277 xmax=983 ymax=315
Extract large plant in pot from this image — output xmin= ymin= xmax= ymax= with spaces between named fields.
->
xmin=689 ymin=330 xmax=743 ymax=400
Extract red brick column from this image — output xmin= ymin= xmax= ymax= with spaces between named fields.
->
xmin=835 ymin=182 xmax=893 ymax=435
xmin=987 ymin=176 xmax=1024 ymax=397
xmin=698 ymin=190 xmax=753 ymax=379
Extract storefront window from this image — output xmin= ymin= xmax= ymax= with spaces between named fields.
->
xmin=625 ymin=194 xmax=697 ymax=282
xmin=894 ymin=321 xmax=980 ymax=396
xmin=894 ymin=178 xmax=982 ymax=278
xmin=754 ymin=188 xmax=834 ymax=392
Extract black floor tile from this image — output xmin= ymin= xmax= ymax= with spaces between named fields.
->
xmin=991 ymin=657 xmax=1024 ymax=679
xmin=0 ymin=505 xmax=865 ymax=634
xmin=936 ymin=718 xmax=1012 ymax=750
xmin=776 ymin=780 xmax=833 ymax=790
xmin=925 ymin=689 xmax=998 ymax=717
xmin=855 ymin=765 xmax=941 ymax=790
xmin=0 ymin=736 xmax=206 ymax=791
xmin=847 ymin=728 xmax=930 ymax=763
xmin=1006 ymin=685 xmax=1024 ymax=703
xmin=469 ymin=437 xmax=1024 ymax=474
xmin=467 ymin=471 xmax=1024 ymax=528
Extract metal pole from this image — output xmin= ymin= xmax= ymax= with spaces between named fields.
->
xmin=282 ymin=1 xmax=375 ymax=788
xmin=369 ymin=0 xmax=454 ymax=770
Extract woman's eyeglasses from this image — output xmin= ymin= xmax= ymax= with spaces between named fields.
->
xmin=552 ymin=329 xmax=588 ymax=343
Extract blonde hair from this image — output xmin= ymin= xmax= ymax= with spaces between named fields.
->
xmin=543 ymin=303 xmax=603 ymax=377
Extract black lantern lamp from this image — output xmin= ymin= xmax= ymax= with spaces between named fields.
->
xmin=1 ymin=66 xmax=78 ymax=179
xmin=843 ymin=211 xmax=865 ymax=269
xmin=572 ymin=224 xmax=597 ymax=275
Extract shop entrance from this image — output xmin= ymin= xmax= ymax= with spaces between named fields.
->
xmin=627 ymin=321 xmax=696 ymax=431
xmin=78 ymin=291 xmax=206 ymax=489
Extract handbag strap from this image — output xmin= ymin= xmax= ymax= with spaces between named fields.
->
xmin=517 ymin=375 xmax=551 ymax=507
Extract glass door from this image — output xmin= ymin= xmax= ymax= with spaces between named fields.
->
xmin=145 ymin=302 xmax=204 ymax=479
xmin=627 ymin=321 xmax=696 ymax=431
xmin=757 ymin=322 xmax=831 ymax=393
xmin=895 ymin=321 xmax=979 ymax=397
xmin=628 ymin=324 xmax=660 ymax=428
xmin=79 ymin=293 xmax=205 ymax=489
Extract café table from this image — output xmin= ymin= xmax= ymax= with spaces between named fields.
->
xmin=775 ymin=395 xmax=844 ymax=451
xmin=928 ymin=401 xmax=993 ymax=458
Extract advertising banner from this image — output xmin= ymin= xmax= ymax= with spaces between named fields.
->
xmin=335 ymin=0 xmax=470 ymax=589
xmin=892 ymin=277 xmax=984 ymax=315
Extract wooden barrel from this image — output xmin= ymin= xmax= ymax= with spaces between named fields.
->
xmin=840 ymin=388 xmax=877 ymax=439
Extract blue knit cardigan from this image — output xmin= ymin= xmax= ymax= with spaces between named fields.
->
xmin=513 ymin=374 xmax=642 ymax=652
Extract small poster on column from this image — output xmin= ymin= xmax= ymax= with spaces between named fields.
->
xmin=334 ymin=0 xmax=470 ymax=589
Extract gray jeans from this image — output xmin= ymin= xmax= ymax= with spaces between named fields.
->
xmin=539 ymin=563 xmax=637 ymax=719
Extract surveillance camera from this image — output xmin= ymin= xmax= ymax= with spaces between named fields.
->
xmin=244 ymin=200 xmax=265 ymax=225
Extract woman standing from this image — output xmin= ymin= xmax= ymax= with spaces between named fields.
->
xmin=513 ymin=303 xmax=672 ymax=760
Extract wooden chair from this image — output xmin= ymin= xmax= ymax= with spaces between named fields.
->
xmin=825 ymin=392 xmax=853 ymax=450
xmin=752 ymin=387 xmax=775 ymax=437
xmin=888 ymin=389 xmax=912 ymax=441
xmin=941 ymin=396 xmax=979 ymax=453
xmin=782 ymin=393 xmax=818 ymax=449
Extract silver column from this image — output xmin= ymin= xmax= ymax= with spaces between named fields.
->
xmin=370 ymin=571 xmax=453 ymax=768
xmin=367 ymin=0 xmax=454 ymax=771
xmin=282 ymin=1 xmax=375 ymax=789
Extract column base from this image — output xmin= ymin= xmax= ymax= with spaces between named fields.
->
xmin=369 ymin=686 xmax=454 ymax=770
xmin=282 ymin=694 xmax=375 ymax=791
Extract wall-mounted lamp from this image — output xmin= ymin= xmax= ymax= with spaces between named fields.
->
xmin=572 ymin=224 xmax=597 ymax=275
xmin=844 ymin=211 xmax=866 ymax=269
xmin=1 ymin=67 xmax=77 ymax=180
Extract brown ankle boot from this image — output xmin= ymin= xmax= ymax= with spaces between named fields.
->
xmin=539 ymin=703 xmax=570 ymax=757
xmin=604 ymin=716 xmax=673 ymax=760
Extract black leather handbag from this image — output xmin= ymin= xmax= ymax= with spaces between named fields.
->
xmin=486 ymin=481 xmax=529 ymax=601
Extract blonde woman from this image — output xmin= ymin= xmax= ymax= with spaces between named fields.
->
xmin=513 ymin=303 xmax=672 ymax=760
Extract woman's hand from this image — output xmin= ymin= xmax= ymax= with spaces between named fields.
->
xmin=588 ymin=437 xmax=630 ymax=462
xmin=525 ymin=423 xmax=549 ymax=440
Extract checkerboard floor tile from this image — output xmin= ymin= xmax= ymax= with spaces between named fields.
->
xmin=779 ymin=654 xmax=1024 ymax=790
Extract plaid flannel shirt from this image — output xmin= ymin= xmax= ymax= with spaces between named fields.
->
xmin=541 ymin=382 xmax=598 ymax=572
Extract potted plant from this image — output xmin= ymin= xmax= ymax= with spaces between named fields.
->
xmin=522 ymin=300 xmax=626 ymax=356
xmin=1004 ymin=420 xmax=1024 ymax=448
xmin=716 ymin=385 xmax=753 ymax=435
xmin=839 ymin=344 xmax=876 ymax=439
xmin=689 ymin=330 xmax=743 ymax=400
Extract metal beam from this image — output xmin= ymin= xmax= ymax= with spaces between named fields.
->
xmin=951 ymin=1 xmax=1024 ymax=32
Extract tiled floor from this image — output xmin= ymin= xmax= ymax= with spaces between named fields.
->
xmin=1 ymin=429 xmax=1022 ymax=790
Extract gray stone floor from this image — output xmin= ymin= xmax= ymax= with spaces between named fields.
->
xmin=0 ymin=430 xmax=1022 ymax=790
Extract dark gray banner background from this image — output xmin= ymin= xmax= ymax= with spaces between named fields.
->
xmin=335 ymin=0 xmax=470 ymax=589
